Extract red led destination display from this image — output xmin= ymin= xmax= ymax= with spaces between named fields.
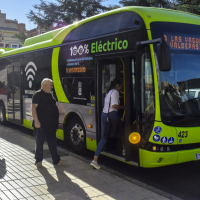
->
xmin=164 ymin=33 xmax=200 ymax=51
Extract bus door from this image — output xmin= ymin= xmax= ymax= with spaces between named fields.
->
xmin=7 ymin=65 xmax=22 ymax=124
xmin=96 ymin=57 xmax=138 ymax=163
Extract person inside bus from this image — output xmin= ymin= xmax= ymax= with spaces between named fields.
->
xmin=90 ymin=78 xmax=125 ymax=169
xmin=179 ymin=82 xmax=189 ymax=102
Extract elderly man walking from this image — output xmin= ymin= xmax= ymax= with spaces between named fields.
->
xmin=31 ymin=78 xmax=66 ymax=167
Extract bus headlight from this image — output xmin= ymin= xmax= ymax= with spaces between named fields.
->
xmin=129 ymin=132 xmax=141 ymax=144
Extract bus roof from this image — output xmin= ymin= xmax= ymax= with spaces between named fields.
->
xmin=1 ymin=6 xmax=200 ymax=58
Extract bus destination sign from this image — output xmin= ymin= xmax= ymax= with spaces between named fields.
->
xmin=164 ymin=32 xmax=200 ymax=51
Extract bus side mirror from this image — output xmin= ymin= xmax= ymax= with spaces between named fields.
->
xmin=157 ymin=40 xmax=171 ymax=71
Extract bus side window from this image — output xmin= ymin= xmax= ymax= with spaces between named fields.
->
xmin=141 ymin=53 xmax=155 ymax=114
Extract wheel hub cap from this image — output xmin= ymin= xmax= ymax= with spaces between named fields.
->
xmin=70 ymin=123 xmax=84 ymax=146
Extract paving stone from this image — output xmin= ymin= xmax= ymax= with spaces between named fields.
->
xmin=0 ymin=182 xmax=8 ymax=190
xmin=8 ymin=181 xmax=21 ymax=189
xmin=0 ymin=191 xmax=10 ymax=200
xmin=10 ymin=189 xmax=24 ymax=199
xmin=3 ymin=190 xmax=17 ymax=200
xmin=2 ymin=181 xmax=14 ymax=190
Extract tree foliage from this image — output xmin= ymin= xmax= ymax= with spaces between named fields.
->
xmin=27 ymin=0 xmax=60 ymax=30
xmin=14 ymin=32 xmax=28 ymax=44
xmin=119 ymin=0 xmax=172 ymax=8
xmin=174 ymin=0 xmax=200 ymax=15
xmin=119 ymin=0 xmax=150 ymax=7
xmin=27 ymin=0 xmax=119 ymax=29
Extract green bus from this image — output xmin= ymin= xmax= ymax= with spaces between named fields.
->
xmin=0 ymin=6 xmax=200 ymax=168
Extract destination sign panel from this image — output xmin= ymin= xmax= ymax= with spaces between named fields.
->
xmin=164 ymin=32 xmax=200 ymax=51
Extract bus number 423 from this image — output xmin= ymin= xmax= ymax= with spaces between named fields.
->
xmin=178 ymin=131 xmax=188 ymax=138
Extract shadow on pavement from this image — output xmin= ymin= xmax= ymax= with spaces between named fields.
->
xmin=38 ymin=166 xmax=90 ymax=200
xmin=0 ymin=158 xmax=7 ymax=180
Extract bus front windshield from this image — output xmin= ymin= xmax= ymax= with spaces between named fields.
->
xmin=151 ymin=22 xmax=200 ymax=127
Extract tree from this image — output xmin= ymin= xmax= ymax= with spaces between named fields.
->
xmin=174 ymin=0 xmax=200 ymax=15
xmin=119 ymin=0 xmax=150 ymax=7
xmin=14 ymin=32 xmax=28 ymax=44
xmin=150 ymin=0 xmax=172 ymax=8
xmin=27 ymin=0 xmax=119 ymax=29
xmin=27 ymin=0 xmax=61 ymax=30
xmin=119 ymin=0 xmax=172 ymax=8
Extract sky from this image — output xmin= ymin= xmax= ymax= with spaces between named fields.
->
xmin=0 ymin=0 xmax=121 ymax=31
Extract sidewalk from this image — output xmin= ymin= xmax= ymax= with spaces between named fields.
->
xmin=0 ymin=125 xmax=171 ymax=200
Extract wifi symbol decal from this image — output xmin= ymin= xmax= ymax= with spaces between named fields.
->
xmin=25 ymin=62 xmax=37 ymax=88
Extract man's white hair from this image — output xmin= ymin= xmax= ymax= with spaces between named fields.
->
xmin=41 ymin=78 xmax=53 ymax=88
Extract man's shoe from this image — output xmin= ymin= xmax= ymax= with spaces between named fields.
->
xmin=56 ymin=159 xmax=67 ymax=166
xmin=90 ymin=160 xmax=100 ymax=169
xmin=36 ymin=162 xmax=43 ymax=168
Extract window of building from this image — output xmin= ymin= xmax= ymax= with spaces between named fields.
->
xmin=5 ymin=44 xmax=10 ymax=48
xmin=12 ymin=45 xmax=18 ymax=48
xmin=19 ymin=45 xmax=22 ymax=48
xmin=0 ymin=43 xmax=3 ymax=47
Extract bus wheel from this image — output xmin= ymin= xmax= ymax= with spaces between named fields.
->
xmin=0 ymin=103 xmax=6 ymax=125
xmin=66 ymin=117 xmax=86 ymax=154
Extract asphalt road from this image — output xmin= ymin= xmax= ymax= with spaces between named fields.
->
xmin=2 ymin=122 xmax=200 ymax=200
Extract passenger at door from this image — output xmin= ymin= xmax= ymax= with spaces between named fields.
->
xmin=90 ymin=78 xmax=125 ymax=169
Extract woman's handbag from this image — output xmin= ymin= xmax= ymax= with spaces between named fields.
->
xmin=103 ymin=91 xmax=123 ymax=138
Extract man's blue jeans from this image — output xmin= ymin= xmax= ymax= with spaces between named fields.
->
xmin=33 ymin=128 xmax=60 ymax=165
xmin=95 ymin=111 xmax=122 ymax=157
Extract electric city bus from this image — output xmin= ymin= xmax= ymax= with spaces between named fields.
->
xmin=0 ymin=7 xmax=200 ymax=168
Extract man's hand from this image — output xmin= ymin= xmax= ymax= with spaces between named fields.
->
xmin=35 ymin=121 xmax=41 ymax=128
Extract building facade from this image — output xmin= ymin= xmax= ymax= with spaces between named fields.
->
xmin=0 ymin=10 xmax=26 ymax=48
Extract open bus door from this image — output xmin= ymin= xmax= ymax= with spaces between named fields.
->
xmin=96 ymin=56 xmax=139 ymax=165
xmin=7 ymin=65 xmax=22 ymax=124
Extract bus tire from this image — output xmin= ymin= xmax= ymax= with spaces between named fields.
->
xmin=0 ymin=102 xmax=6 ymax=125
xmin=65 ymin=116 xmax=87 ymax=154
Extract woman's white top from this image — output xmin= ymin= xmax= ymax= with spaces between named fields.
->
xmin=103 ymin=89 xmax=119 ymax=113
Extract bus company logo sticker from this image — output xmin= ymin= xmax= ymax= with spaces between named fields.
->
xmin=70 ymin=44 xmax=89 ymax=56
xmin=179 ymin=139 xmax=182 ymax=143
xmin=168 ymin=137 xmax=174 ymax=144
xmin=154 ymin=126 xmax=162 ymax=134
xmin=153 ymin=135 xmax=160 ymax=142
xmin=25 ymin=62 xmax=37 ymax=88
xmin=161 ymin=136 xmax=167 ymax=144
xmin=78 ymin=82 xmax=82 ymax=96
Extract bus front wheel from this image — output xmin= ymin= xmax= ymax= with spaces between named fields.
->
xmin=0 ymin=102 xmax=6 ymax=125
xmin=65 ymin=117 xmax=87 ymax=154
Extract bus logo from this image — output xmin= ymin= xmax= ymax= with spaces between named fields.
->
xmin=25 ymin=62 xmax=37 ymax=88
